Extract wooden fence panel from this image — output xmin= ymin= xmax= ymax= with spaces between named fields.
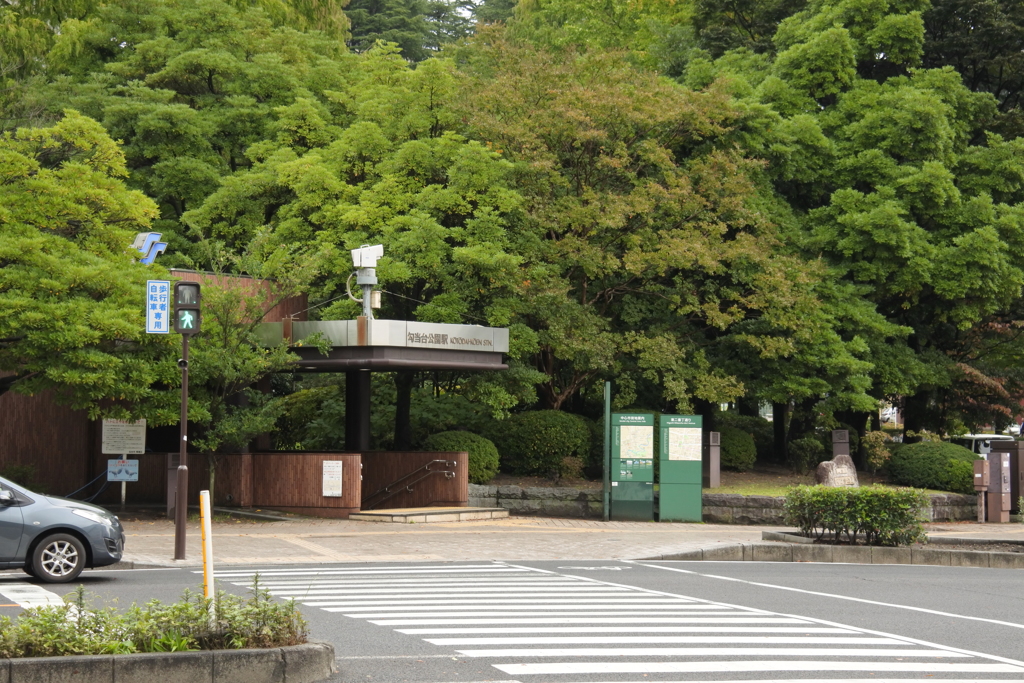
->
xmin=252 ymin=453 xmax=361 ymax=518
xmin=360 ymin=451 xmax=468 ymax=510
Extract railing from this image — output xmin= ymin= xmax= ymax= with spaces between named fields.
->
xmin=360 ymin=459 xmax=457 ymax=510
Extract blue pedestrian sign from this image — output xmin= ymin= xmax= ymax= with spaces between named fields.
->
xmin=146 ymin=280 xmax=170 ymax=334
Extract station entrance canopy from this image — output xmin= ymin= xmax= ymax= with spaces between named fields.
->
xmin=257 ymin=318 xmax=509 ymax=451
xmin=257 ymin=319 xmax=509 ymax=372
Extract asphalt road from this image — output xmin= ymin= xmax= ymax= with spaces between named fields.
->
xmin=0 ymin=559 xmax=1022 ymax=682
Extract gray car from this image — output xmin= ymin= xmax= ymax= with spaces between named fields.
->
xmin=0 ymin=476 xmax=125 ymax=583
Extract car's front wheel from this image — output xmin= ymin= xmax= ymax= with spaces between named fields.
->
xmin=32 ymin=534 xmax=86 ymax=583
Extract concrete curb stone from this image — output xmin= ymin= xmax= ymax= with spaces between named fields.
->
xmin=0 ymin=642 xmax=333 ymax=683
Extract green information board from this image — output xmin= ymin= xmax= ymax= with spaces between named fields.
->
xmin=610 ymin=413 xmax=654 ymax=521
xmin=659 ymin=414 xmax=703 ymax=522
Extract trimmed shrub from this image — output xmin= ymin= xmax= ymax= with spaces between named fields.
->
xmin=784 ymin=485 xmax=928 ymax=546
xmin=939 ymin=459 xmax=976 ymax=495
xmin=787 ymin=436 xmax=825 ymax=473
xmin=720 ymin=426 xmax=756 ymax=471
xmin=495 ymin=410 xmax=592 ymax=478
xmin=423 ymin=431 xmax=500 ymax=485
xmin=718 ymin=413 xmax=774 ymax=462
xmin=886 ymin=441 xmax=979 ymax=491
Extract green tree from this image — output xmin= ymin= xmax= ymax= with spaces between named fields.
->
xmin=0 ymin=111 xmax=178 ymax=420
xmin=346 ymin=0 xmax=431 ymax=60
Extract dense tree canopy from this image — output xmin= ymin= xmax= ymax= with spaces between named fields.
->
xmin=11 ymin=0 xmax=1024 ymax=462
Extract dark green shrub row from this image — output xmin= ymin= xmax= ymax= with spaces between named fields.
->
xmin=784 ymin=485 xmax=928 ymax=546
xmin=717 ymin=413 xmax=774 ymax=462
xmin=491 ymin=410 xmax=591 ymax=478
xmin=886 ymin=441 xmax=979 ymax=493
xmin=719 ymin=426 xmax=756 ymax=471
xmin=423 ymin=431 xmax=500 ymax=484
xmin=0 ymin=580 xmax=306 ymax=657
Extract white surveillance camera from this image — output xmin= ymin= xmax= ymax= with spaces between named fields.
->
xmin=351 ymin=244 xmax=384 ymax=268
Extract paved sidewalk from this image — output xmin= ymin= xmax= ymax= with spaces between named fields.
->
xmin=118 ymin=515 xmax=1024 ymax=567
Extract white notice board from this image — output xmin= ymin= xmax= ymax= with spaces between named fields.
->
xmin=102 ymin=419 xmax=147 ymax=455
xmin=322 ymin=461 xmax=343 ymax=497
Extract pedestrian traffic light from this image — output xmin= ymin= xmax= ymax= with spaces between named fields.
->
xmin=173 ymin=282 xmax=201 ymax=334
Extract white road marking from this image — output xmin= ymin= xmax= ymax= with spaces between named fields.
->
xmin=427 ymin=636 xmax=906 ymax=645
xmin=399 ymin=626 xmax=859 ymax=634
xmin=304 ymin=597 xmax=704 ymax=606
xmin=369 ymin=617 xmax=811 ymax=625
xmin=493 ymin=661 xmax=1024 ymax=675
xmin=336 ymin=611 xmax=733 ymax=618
xmin=634 ymin=561 xmax=1024 ymax=631
xmin=459 ymin=646 xmax=969 ymax=658
xmin=331 ymin=603 xmax=726 ymax=612
xmin=0 ymin=583 xmax=64 ymax=608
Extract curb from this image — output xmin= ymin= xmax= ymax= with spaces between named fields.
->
xmin=0 ymin=641 xmax=335 ymax=683
xmin=638 ymin=536 xmax=1024 ymax=569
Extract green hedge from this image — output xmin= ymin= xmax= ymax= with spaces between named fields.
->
xmin=423 ymin=431 xmax=500 ymax=484
xmin=784 ymin=486 xmax=928 ymax=546
xmin=886 ymin=441 xmax=979 ymax=493
xmin=495 ymin=410 xmax=591 ymax=478
xmin=718 ymin=413 xmax=774 ymax=462
xmin=720 ymin=426 xmax=756 ymax=471
xmin=787 ymin=436 xmax=825 ymax=472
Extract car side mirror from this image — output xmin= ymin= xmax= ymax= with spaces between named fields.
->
xmin=0 ymin=491 xmax=14 ymax=504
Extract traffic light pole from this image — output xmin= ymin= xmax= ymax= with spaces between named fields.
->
xmin=174 ymin=333 xmax=189 ymax=560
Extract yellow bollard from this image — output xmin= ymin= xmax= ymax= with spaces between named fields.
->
xmin=199 ymin=490 xmax=215 ymax=615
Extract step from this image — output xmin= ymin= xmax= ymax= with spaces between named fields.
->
xmin=349 ymin=507 xmax=509 ymax=523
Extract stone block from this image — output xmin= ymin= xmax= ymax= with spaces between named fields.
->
xmin=283 ymin=642 xmax=335 ymax=683
xmin=750 ymin=543 xmax=793 ymax=562
xmin=500 ymin=499 xmax=541 ymax=514
xmin=832 ymin=545 xmax=871 ymax=564
xmin=535 ymin=500 xmax=587 ymax=517
xmin=792 ymin=544 xmax=833 ymax=563
xmin=911 ymin=547 xmax=951 ymax=566
xmin=523 ymin=487 xmax=578 ymax=501
xmin=467 ymin=497 xmax=496 ymax=508
xmin=701 ymin=508 xmax=733 ymax=524
xmin=213 ymin=648 xmax=284 ymax=683
xmin=987 ymin=552 xmax=1024 ymax=570
xmin=703 ymin=494 xmax=745 ymax=507
xmin=11 ymin=656 xmax=110 ymax=683
xmin=113 ymin=652 xmax=212 ymax=683
xmin=871 ymin=547 xmax=911 ymax=565
xmin=948 ymin=550 xmax=990 ymax=568
xmin=467 ymin=484 xmax=497 ymax=496
xmin=659 ymin=549 xmax=703 ymax=561
xmin=495 ymin=485 xmax=524 ymax=499
xmin=702 ymin=544 xmax=743 ymax=561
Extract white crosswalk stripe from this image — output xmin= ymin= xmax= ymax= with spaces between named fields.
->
xmin=209 ymin=563 xmax=1024 ymax=682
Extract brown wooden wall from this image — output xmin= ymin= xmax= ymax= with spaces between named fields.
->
xmin=361 ymin=451 xmax=468 ymax=510
xmin=170 ymin=270 xmax=307 ymax=323
xmin=0 ymin=388 xmax=91 ymax=497
xmin=252 ymin=453 xmax=361 ymax=518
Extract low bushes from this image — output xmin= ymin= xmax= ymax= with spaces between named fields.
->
xmin=787 ymin=436 xmax=825 ymax=473
xmin=886 ymin=441 xmax=979 ymax=493
xmin=720 ymin=426 xmax=756 ymax=471
xmin=718 ymin=413 xmax=774 ymax=462
xmin=423 ymin=431 xmax=500 ymax=484
xmin=0 ymin=579 xmax=306 ymax=658
xmin=784 ymin=485 xmax=928 ymax=546
xmin=493 ymin=410 xmax=591 ymax=478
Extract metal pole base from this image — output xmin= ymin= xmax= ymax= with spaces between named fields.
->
xmin=174 ymin=465 xmax=189 ymax=560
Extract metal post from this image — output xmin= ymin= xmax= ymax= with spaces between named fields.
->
xmin=174 ymin=334 xmax=189 ymax=560
xmin=978 ymin=492 xmax=986 ymax=523
xmin=120 ymin=481 xmax=126 ymax=513
xmin=603 ymin=381 xmax=611 ymax=522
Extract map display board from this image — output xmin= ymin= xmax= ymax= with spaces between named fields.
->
xmin=659 ymin=414 xmax=703 ymax=522
xmin=610 ymin=414 xmax=655 ymax=521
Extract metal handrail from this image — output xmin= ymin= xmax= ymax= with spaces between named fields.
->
xmin=361 ymin=459 xmax=457 ymax=509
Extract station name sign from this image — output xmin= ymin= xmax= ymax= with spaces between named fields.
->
xmin=407 ymin=332 xmax=493 ymax=348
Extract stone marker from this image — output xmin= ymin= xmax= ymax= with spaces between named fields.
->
xmin=816 ymin=454 xmax=860 ymax=487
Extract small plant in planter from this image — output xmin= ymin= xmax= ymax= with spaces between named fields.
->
xmin=0 ymin=577 xmax=306 ymax=658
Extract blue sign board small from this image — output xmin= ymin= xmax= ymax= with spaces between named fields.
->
xmin=107 ymin=459 xmax=139 ymax=482
xmin=146 ymin=280 xmax=170 ymax=334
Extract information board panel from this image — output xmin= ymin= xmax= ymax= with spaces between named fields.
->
xmin=101 ymin=419 xmax=147 ymax=455
xmin=322 ymin=461 xmax=343 ymax=497
xmin=107 ymin=459 xmax=139 ymax=482
xmin=659 ymin=414 xmax=703 ymax=522
xmin=611 ymin=414 xmax=654 ymax=520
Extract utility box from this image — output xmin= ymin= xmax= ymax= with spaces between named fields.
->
xmin=703 ymin=431 xmax=721 ymax=489
xmin=610 ymin=414 xmax=655 ymax=521
xmin=987 ymin=451 xmax=1011 ymax=523
xmin=988 ymin=441 xmax=1024 ymax=513
xmin=659 ymin=415 xmax=703 ymax=522
xmin=974 ymin=459 xmax=990 ymax=491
